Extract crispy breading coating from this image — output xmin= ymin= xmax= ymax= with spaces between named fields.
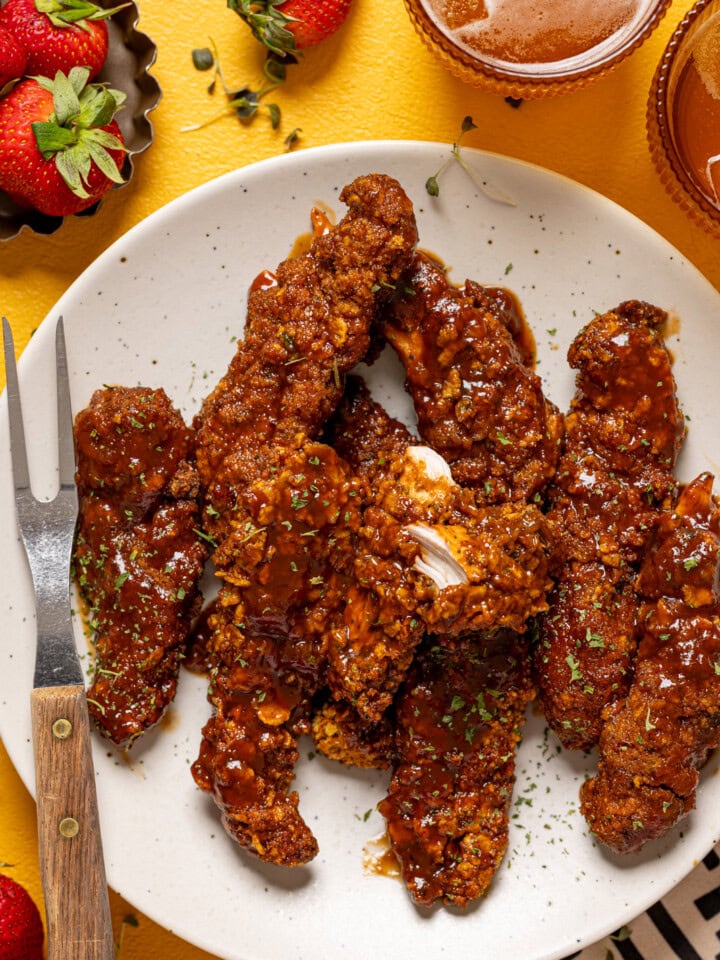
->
xmin=379 ymin=631 xmax=535 ymax=906
xmin=322 ymin=378 xmax=549 ymax=907
xmin=380 ymin=250 xmax=563 ymax=503
xmin=324 ymin=373 xmax=414 ymax=474
xmin=326 ymin=506 xmax=430 ymax=722
xmin=310 ymin=699 xmax=394 ymax=769
xmin=580 ymin=474 xmax=720 ymax=853
xmin=327 ymin=362 xmax=550 ymax=906
xmin=74 ymin=387 xmax=207 ymax=745
xmin=534 ymin=301 xmax=685 ymax=750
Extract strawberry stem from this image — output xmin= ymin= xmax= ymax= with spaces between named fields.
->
xmin=226 ymin=0 xmax=300 ymax=57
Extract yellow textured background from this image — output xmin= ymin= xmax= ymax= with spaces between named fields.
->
xmin=1 ymin=0 xmax=719 ymax=956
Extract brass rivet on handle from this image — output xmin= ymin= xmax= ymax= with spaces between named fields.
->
xmin=58 ymin=817 xmax=79 ymax=838
xmin=51 ymin=718 xmax=72 ymax=740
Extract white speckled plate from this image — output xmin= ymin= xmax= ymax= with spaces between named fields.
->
xmin=2 ymin=142 xmax=720 ymax=960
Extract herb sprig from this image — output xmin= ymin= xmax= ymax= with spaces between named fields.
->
xmin=185 ymin=38 xmax=297 ymax=141
xmin=426 ymin=116 xmax=516 ymax=207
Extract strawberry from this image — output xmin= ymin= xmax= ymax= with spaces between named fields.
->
xmin=0 ymin=0 xmax=124 ymax=80
xmin=228 ymin=0 xmax=352 ymax=55
xmin=0 ymin=66 xmax=126 ymax=217
xmin=0 ymin=23 xmax=27 ymax=90
xmin=0 ymin=873 xmax=44 ymax=960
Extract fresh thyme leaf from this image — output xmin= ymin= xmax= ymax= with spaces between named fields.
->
xmin=192 ymin=47 xmax=215 ymax=71
xmin=284 ymin=126 xmax=302 ymax=150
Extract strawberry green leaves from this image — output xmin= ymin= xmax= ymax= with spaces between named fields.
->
xmin=54 ymin=128 xmax=125 ymax=199
xmin=31 ymin=68 xmax=126 ymax=198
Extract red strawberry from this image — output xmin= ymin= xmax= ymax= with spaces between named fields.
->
xmin=0 ymin=873 xmax=44 ymax=960
xmin=228 ymin=0 xmax=352 ymax=55
xmin=0 ymin=0 xmax=123 ymax=80
xmin=0 ymin=66 xmax=126 ymax=217
xmin=0 ymin=23 xmax=27 ymax=89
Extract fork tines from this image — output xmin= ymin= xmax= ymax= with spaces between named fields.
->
xmin=3 ymin=316 xmax=76 ymax=503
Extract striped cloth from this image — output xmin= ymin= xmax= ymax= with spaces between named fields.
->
xmin=565 ymin=846 xmax=720 ymax=960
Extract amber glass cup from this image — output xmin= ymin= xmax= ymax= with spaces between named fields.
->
xmin=647 ymin=0 xmax=720 ymax=235
xmin=403 ymin=0 xmax=672 ymax=99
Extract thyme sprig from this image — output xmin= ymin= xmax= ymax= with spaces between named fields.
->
xmin=426 ymin=115 xmax=516 ymax=207
xmin=184 ymin=38 xmax=291 ymax=133
xmin=116 ymin=913 xmax=139 ymax=956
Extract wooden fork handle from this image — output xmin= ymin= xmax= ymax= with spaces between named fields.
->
xmin=31 ymin=685 xmax=115 ymax=960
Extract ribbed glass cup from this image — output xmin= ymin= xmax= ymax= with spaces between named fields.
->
xmin=404 ymin=0 xmax=672 ymax=100
xmin=647 ymin=0 xmax=720 ymax=236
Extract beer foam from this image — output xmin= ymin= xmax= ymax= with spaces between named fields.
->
xmin=693 ymin=15 xmax=720 ymax=101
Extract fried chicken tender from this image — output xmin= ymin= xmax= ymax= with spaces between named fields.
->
xmin=190 ymin=176 xmax=419 ymax=865
xmin=580 ymin=474 xmax=720 ymax=853
xmin=330 ymin=383 xmax=545 ymax=906
xmin=313 ymin=378 xmax=549 ymax=840
xmin=379 ymin=630 xmax=535 ymax=906
xmin=322 ymin=377 xmax=552 ymax=721
xmin=191 ymin=438 xmax=365 ymax=864
xmin=306 ymin=377 xmax=417 ymax=767
xmin=194 ymin=174 xmax=419 ymax=538
xmin=328 ymin=501 xmax=430 ymax=722
xmin=73 ymin=387 xmax=207 ymax=745
xmin=534 ymin=301 xmax=685 ymax=750
xmin=380 ymin=250 xmax=563 ymax=503
xmin=192 ymin=627 xmax=319 ymax=866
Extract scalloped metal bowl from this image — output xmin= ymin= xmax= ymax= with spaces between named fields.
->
xmin=0 ymin=0 xmax=161 ymax=241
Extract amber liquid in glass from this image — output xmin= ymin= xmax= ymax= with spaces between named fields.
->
xmin=422 ymin=0 xmax=650 ymax=64
xmin=672 ymin=15 xmax=720 ymax=209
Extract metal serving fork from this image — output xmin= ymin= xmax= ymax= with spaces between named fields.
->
xmin=2 ymin=316 xmax=115 ymax=960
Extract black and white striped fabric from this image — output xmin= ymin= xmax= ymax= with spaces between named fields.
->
xmin=565 ymin=846 xmax=720 ymax=960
